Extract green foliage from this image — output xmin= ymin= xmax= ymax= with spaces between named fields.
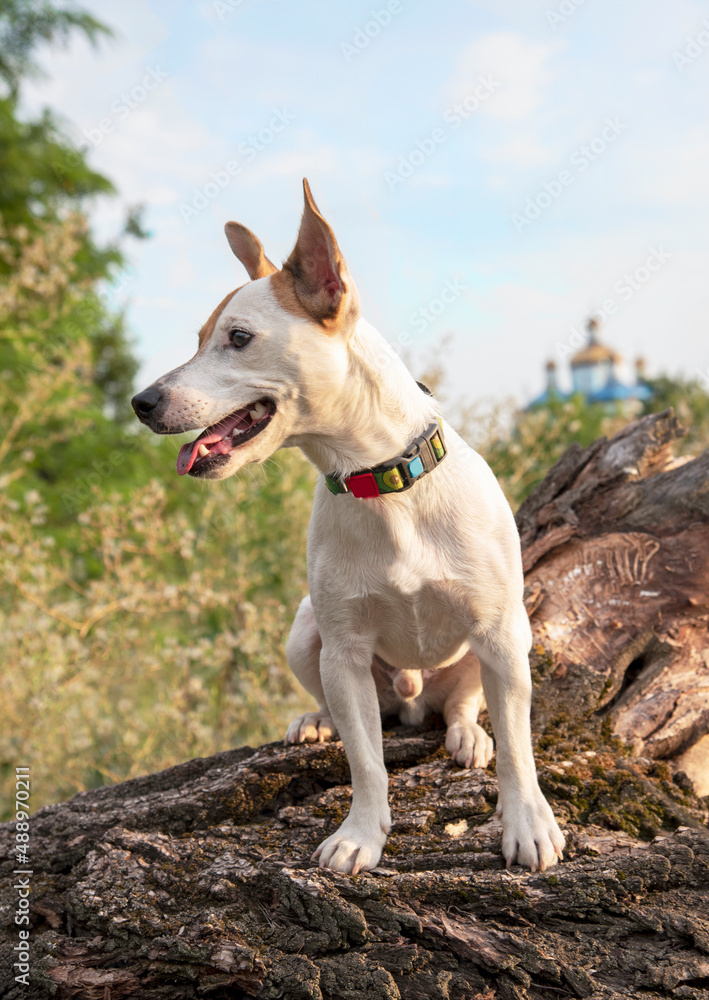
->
xmin=0 ymin=97 xmax=114 ymax=229
xmin=0 ymin=216 xmax=140 ymax=517
xmin=641 ymin=375 xmax=709 ymax=453
xmin=485 ymin=394 xmax=623 ymax=505
xmin=0 ymin=462 xmax=314 ymax=814
xmin=448 ymin=393 xmax=629 ymax=509
xmin=0 ymin=0 xmax=138 ymax=436
xmin=0 ymin=1 xmax=146 ymax=527
xmin=448 ymin=377 xmax=709 ymax=510
xmin=0 ymin=96 xmax=139 ymax=431
xmin=0 ymin=0 xmax=110 ymax=98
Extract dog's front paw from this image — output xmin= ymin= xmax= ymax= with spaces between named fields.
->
xmin=285 ymin=711 xmax=338 ymax=745
xmin=445 ymin=720 xmax=494 ymax=769
xmin=497 ymin=791 xmax=565 ymax=872
xmin=312 ymin=816 xmax=390 ymax=875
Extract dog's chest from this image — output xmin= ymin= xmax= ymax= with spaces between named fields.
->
xmin=308 ymin=482 xmax=486 ymax=667
xmin=370 ymin=582 xmax=472 ymax=669
xmin=311 ymin=536 xmax=474 ymax=668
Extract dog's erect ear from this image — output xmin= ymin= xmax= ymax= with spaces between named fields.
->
xmin=224 ymin=222 xmax=277 ymax=280
xmin=283 ymin=179 xmax=354 ymax=327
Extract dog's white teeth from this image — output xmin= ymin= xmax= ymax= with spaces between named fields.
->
xmin=198 ymin=444 xmax=209 ymax=458
xmin=250 ymin=402 xmax=268 ymax=420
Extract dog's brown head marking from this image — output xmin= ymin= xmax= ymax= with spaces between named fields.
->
xmin=197 ymin=287 xmax=242 ymax=349
xmin=198 ymin=179 xmax=359 ymax=348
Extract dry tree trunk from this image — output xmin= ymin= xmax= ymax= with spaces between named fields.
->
xmin=517 ymin=408 xmax=709 ymax=781
xmin=1 ymin=410 xmax=708 ymax=1000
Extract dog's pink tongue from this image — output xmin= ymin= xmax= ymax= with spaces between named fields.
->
xmin=176 ymin=412 xmax=251 ymax=476
xmin=177 ymin=440 xmax=199 ymax=476
xmin=176 ymin=429 xmax=223 ymax=476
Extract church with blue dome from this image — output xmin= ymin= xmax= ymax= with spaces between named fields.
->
xmin=529 ymin=317 xmax=652 ymax=409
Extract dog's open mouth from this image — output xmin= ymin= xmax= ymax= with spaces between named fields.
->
xmin=176 ymin=398 xmax=275 ymax=476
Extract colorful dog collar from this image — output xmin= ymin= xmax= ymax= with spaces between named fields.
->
xmin=325 ymin=419 xmax=447 ymax=499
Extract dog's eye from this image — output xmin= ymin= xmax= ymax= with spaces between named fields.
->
xmin=230 ymin=329 xmax=252 ymax=349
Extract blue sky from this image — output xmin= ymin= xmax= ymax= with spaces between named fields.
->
xmin=23 ymin=0 xmax=709 ymax=408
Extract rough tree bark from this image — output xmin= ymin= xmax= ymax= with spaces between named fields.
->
xmin=1 ymin=410 xmax=708 ymax=1000
xmin=517 ymin=408 xmax=709 ymax=782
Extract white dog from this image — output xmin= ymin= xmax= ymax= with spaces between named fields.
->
xmin=132 ymin=180 xmax=565 ymax=875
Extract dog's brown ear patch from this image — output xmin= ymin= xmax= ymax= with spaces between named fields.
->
xmin=225 ymin=222 xmax=277 ymax=280
xmin=281 ymin=178 xmax=357 ymax=331
xmin=197 ymin=287 xmax=241 ymax=349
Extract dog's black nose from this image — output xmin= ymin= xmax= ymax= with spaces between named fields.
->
xmin=131 ymin=386 xmax=161 ymax=421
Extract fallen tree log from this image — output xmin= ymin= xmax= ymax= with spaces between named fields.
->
xmin=517 ymin=409 xmax=709 ymax=787
xmin=1 ymin=410 xmax=708 ymax=1000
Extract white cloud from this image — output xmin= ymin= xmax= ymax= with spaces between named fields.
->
xmin=630 ymin=125 xmax=709 ymax=208
xmin=168 ymin=254 xmax=199 ymax=289
xmin=231 ymin=140 xmax=341 ymax=182
xmin=133 ymin=294 xmax=182 ymax=310
xmin=444 ymin=32 xmax=563 ymax=121
xmin=480 ymin=131 xmax=556 ymax=168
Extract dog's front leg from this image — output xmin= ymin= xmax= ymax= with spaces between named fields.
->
xmin=473 ymin=622 xmax=566 ymax=872
xmin=311 ymin=639 xmax=391 ymax=874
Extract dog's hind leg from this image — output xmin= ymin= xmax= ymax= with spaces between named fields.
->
xmin=284 ymin=596 xmax=338 ymax=745
xmin=442 ymin=653 xmax=494 ymax=769
xmin=470 ymin=610 xmax=565 ymax=872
